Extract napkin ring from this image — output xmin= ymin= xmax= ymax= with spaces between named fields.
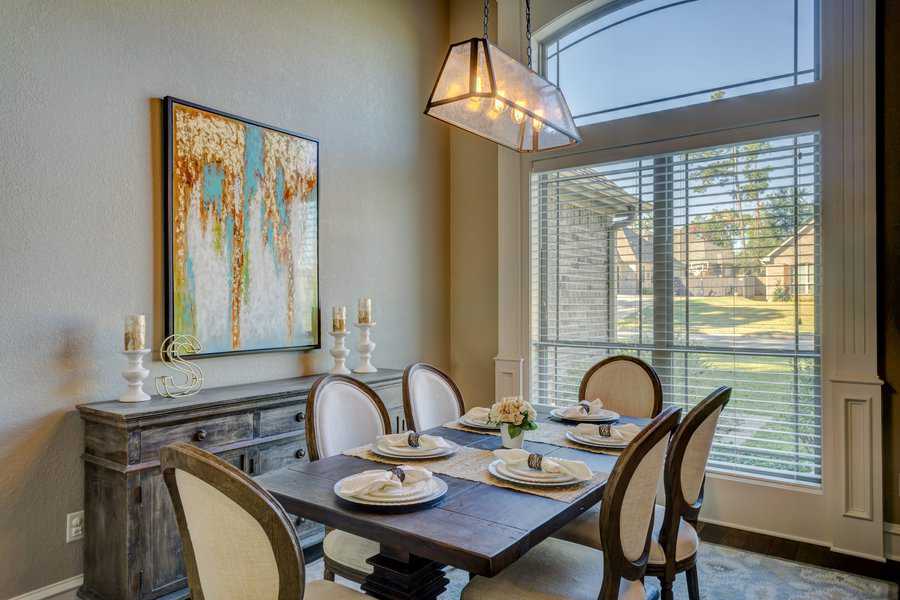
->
xmin=578 ymin=401 xmax=592 ymax=415
xmin=389 ymin=467 xmax=406 ymax=483
xmin=527 ymin=453 xmax=544 ymax=470
xmin=407 ymin=432 xmax=421 ymax=448
xmin=597 ymin=424 xmax=612 ymax=437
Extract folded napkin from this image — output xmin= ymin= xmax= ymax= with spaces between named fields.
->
xmin=338 ymin=466 xmax=433 ymax=498
xmin=494 ymin=449 xmax=593 ymax=482
xmin=462 ymin=407 xmax=492 ymax=423
xmin=377 ymin=432 xmax=451 ymax=451
xmin=575 ymin=422 xmax=641 ymax=443
xmin=559 ymin=399 xmax=606 ymax=418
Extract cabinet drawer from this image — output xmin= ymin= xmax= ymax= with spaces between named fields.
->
xmin=141 ymin=413 xmax=254 ymax=462
xmin=259 ymin=404 xmax=307 ymax=437
xmin=252 ymin=436 xmax=308 ymax=475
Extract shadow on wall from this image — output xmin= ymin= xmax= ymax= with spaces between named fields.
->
xmin=0 ymin=326 xmax=97 ymax=594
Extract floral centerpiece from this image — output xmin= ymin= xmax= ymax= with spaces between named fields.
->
xmin=490 ymin=396 xmax=539 ymax=449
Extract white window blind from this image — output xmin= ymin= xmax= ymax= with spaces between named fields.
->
xmin=530 ymin=133 xmax=821 ymax=484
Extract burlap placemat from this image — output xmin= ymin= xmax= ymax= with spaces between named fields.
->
xmin=342 ymin=444 xmax=608 ymax=503
xmin=442 ymin=419 xmax=623 ymax=456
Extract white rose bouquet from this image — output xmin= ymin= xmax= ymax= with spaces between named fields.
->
xmin=489 ymin=396 xmax=539 ymax=439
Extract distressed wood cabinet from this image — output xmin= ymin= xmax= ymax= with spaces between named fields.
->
xmin=76 ymin=369 xmax=403 ymax=600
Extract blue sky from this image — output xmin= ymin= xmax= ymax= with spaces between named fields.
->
xmin=545 ymin=0 xmax=817 ymax=123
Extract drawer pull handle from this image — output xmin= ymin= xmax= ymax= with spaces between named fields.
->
xmin=194 ymin=429 xmax=208 ymax=442
xmin=295 ymin=412 xmax=305 ymax=422
xmin=295 ymin=516 xmax=305 ymax=526
xmin=295 ymin=449 xmax=306 ymax=459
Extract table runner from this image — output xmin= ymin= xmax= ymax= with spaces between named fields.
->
xmin=442 ymin=419 xmax=623 ymax=456
xmin=342 ymin=444 xmax=608 ymax=503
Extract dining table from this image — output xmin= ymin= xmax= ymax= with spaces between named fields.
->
xmin=257 ymin=416 xmax=651 ymax=600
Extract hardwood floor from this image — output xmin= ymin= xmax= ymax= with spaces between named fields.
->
xmin=695 ymin=521 xmax=900 ymax=583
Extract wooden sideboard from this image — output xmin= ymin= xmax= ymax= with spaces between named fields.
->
xmin=76 ymin=369 xmax=406 ymax=600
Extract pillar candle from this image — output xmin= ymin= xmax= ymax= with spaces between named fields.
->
xmin=124 ymin=314 xmax=146 ymax=351
xmin=358 ymin=297 xmax=373 ymax=324
xmin=332 ymin=306 xmax=347 ymax=333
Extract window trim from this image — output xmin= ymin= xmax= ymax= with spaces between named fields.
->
xmin=497 ymin=0 xmax=881 ymax=558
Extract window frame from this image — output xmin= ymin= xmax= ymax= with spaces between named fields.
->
xmin=523 ymin=0 xmax=825 ymax=488
xmin=528 ymin=131 xmax=824 ymax=485
xmin=497 ymin=0 xmax=880 ymax=559
xmin=538 ymin=0 xmax=822 ymax=126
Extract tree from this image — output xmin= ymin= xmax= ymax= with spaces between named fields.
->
xmin=688 ymin=142 xmax=799 ymax=274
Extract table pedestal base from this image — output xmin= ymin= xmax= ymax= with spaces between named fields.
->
xmin=361 ymin=546 xmax=448 ymax=600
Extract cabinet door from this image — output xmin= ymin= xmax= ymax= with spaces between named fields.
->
xmin=252 ymin=436 xmax=324 ymax=547
xmin=138 ymin=467 xmax=187 ymax=599
xmin=138 ymin=447 xmax=249 ymax=599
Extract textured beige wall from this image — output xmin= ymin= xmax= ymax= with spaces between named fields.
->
xmin=0 ymin=1 xmax=449 ymax=596
xmin=448 ymin=0 xmax=499 ymax=408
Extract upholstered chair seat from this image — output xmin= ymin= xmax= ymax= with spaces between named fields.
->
xmin=321 ymin=529 xmax=377 ymax=576
xmin=553 ymin=504 xmax=699 ymax=564
xmin=305 ymin=375 xmax=392 ymax=584
xmin=403 ymin=363 xmax=465 ymax=432
xmin=461 ymin=538 xmax=645 ymax=600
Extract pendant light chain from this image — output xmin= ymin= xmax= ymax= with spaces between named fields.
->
xmin=525 ymin=0 xmax=532 ymax=69
xmin=483 ymin=0 xmax=490 ymax=39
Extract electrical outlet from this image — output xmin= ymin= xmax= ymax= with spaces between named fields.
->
xmin=66 ymin=511 xmax=84 ymax=543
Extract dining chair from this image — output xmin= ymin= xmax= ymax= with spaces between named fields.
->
xmin=646 ymin=385 xmax=731 ymax=600
xmin=305 ymin=374 xmax=391 ymax=584
xmin=580 ymin=356 xmax=663 ymax=417
xmin=160 ymin=442 xmax=366 ymax=600
xmin=551 ymin=386 xmax=732 ymax=600
xmin=461 ymin=406 xmax=682 ymax=600
xmin=402 ymin=362 xmax=465 ymax=431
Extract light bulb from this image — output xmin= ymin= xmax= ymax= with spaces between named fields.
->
xmin=512 ymin=100 xmax=526 ymax=124
xmin=466 ymin=76 xmax=484 ymax=111
xmin=493 ymin=90 xmax=507 ymax=114
xmin=532 ymin=109 xmax=544 ymax=132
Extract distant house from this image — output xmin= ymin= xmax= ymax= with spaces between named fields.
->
xmin=759 ymin=222 xmax=816 ymax=301
xmin=615 ymin=225 xmax=749 ymax=297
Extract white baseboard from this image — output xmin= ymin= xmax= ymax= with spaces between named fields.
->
xmin=699 ymin=516 xmax=829 ymax=548
xmin=8 ymin=575 xmax=82 ymax=600
xmin=885 ymin=522 xmax=900 ymax=562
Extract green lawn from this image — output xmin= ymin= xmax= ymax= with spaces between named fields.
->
xmin=537 ymin=294 xmax=821 ymax=482
xmin=618 ymin=294 xmax=815 ymax=339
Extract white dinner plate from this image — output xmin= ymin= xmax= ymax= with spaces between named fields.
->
xmin=458 ymin=416 xmax=500 ymax=430
xmin=488 ymin=460 xmax=580 ymax=488
xmin=334 ymin=476 xmax=448 ymax=506
xmin=370 ymin=440 xmax=458 ymax=460
xmin=565 ymin=430 xmax=630 ymax=449
xmin=503 ymin=462 xmax=574 ymax=482
xmin=549 ymin=407 xmax=620 ymax=423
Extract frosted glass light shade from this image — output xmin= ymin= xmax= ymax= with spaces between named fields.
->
xmin=424 ymin=38 xmax=581 ymax=153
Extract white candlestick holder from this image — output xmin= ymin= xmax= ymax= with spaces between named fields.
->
xmin=329 ymin=330 xmax=352 ymax=375
xmin=120 ymin=349 xmax=151 ymax=403
xmin=353 ymin=322 xmax=377 ymax=374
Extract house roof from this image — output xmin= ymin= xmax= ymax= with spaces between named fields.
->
xmin=759 ymin=222 xmax=815 ymax=264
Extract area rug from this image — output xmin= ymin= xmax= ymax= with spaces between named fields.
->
xmin=306 ymin=541 xmax=897 ymax=599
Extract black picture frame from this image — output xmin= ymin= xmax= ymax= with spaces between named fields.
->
xmin=163 ymin=96 xmax=321 ymax=358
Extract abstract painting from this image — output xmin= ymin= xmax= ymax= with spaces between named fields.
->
xmin=164 ymin=97 xmax=319 ymax=356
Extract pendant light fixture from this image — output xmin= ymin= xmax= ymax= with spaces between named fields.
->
xmin=424 ymin=0 xmax=580 ymax=153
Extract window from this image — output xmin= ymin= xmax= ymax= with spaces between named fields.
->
xmin=542 ymin=0 xmax=819 ymax=125
xmin=530 ymin=133 xmax=821 ymax=484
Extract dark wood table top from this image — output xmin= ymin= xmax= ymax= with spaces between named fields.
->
xmin=258 ymin=418 xmax=649 ymax=577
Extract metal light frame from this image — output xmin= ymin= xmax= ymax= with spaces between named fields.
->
xmin=424 ymin=37 xmax=581 ymax=153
